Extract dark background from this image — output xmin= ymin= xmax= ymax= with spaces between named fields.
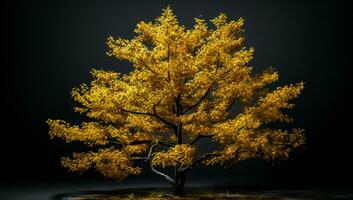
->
xmin=2 ymin=0 xmax=352 ymax=190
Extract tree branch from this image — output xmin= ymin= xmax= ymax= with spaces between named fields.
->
xmin=110 ymin=137 xmax=174 ymax=148
xmin=130 ymin=157 xmax=148 ymax=161
xmin=184 ymin=85 xmax=201 ymax=99
xmin=189 ymin=134 xmax=214 ymax=145
xmin=137 ymin=57 xmax=169 ymax=82
xmin=108 ymin=139 xmax=154 ymax=146
xmin=108 ymin=140 xmax=122 ymax=145
xmin=149 ymin=161 xmax=175 ymax=185
xmin=270 ymin=142 xmax=293 ymax=148
xmin=215 ymin=58 xmax=222 ymax=74
xmin=148 ymin=143 xmax=175 ymax=185
xmin=157 ymin=141 xmax=175 ymax=147
xmin=121 ymin=105 xmax=176 ymax=129
xmin=130 ymin=142 xmax=175 ymax=185
xmin=167 ymin=43 xmax=171 ymax=81
xmin=181 ymin=153 xmax=219 ymax=173
xmin=121 ymin=109 xmax=154 ymax=117
xmin=152 ymin=102 xmax=177 ymax=129
xmin=129 ymin=140 xmax=153 ymax=145
xmin=182 ymin=83 xmax=213 ymax=114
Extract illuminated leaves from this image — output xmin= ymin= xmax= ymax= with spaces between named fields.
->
xmin=206 ymin=128 xmax=305 ymax=165
xmin=61 ymin=148 xmax=142 ymax=180
xmin=47 ymin=119 xmax=109 ymax=146
xmin=246 ymin=82 xmax=305 ymax=123
xmin=152 ymin=145 xmax=196 ymax=168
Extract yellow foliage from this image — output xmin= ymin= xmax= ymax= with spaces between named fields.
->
xmin=47 ymin=119 xmax=109 ymax=146
xmin=206 ymin=128 xmax=305 ymax=165
xmin=152 ymin=145 xmax=196 ymax=168
xmin=48 ymin=7 xmax=305 ymax=181
xmin=61 ymin=148 xmax=142 ymax=180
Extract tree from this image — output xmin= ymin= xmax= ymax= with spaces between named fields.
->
xmin=47 ymin=7 xmax=305 ymax=196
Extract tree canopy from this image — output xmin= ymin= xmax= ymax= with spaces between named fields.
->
xmin=47 ymin=7 xmax=305 ymax=183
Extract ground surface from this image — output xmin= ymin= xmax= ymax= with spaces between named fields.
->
xmin=1 ymin=181 xmax=352 ymax=200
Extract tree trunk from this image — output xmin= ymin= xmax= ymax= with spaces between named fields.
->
xmin=173 ymin=167 xmax=185 ymax=196
xmin=173 ymin=96 xmax=186 ymax=196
